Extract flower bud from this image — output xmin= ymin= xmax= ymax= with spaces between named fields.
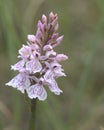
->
xmin=42 ymin=14 xmax=47 ymax=23
xmin=56 ymin=54 xmax=68 ymax=62
xmin=28 ymin=35 xmax=36 ymax=43
xmin=53 ymin=35 xmax=64 ymax=48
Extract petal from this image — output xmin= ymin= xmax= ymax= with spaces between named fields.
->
xmin=43 ymin=45 xmax=53 ymax=51
xmin=27 ymin=84 xmax=47 ymax=101
xmin=27 ymin=35 xmax=36 ymax=43
xmin=50 ymin=62 xmax=66 ymax=77
xmin=50 ymin=62 xmax=61 ymax=68
xmin=45 ymin=77 xmax=62 ymax=95
xmin=26 ymin=59 xmax=42 ymax=73
xmin=44 ymin=70 xmax=63 ymax=95
xmin=52 ymin=35 xmax=64 ymax=48
xmin=42 ymin=14 xmax=47 ymax=23
xmin=19 ymin=45 xmax=31 ymax=59
xmin=55 ymin=54 xmax=68 ymax=62
xmin=44 ymin=70 xmax=54 ymax=83
xmin=49 ymin=12 xmax=56 ymax=22
xmin=46 ymin=50 xmax=56 ymax=57
xmin=53 ymin=66 xmax=66 ymax=77
xmin=11 ymin=60 xmax=25 ymax=72
xmin=38 ymin=20 xmax=44 ymax=32
xmin=40 ymin=55 xmax=48 ymax=60
xmin=6 ymin=73 xmax=31 ymax=93
xmin=36 ymin=29 xmax=42 ymax=40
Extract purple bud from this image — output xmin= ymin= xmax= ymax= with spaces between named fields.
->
xmin=52 ymin=35 xmax=64 ymax=48
xmin=42 ymin=14 xmax=47 ymax=23
xmin=51 ymin=17 xmax=58 ymax=26
xmin=49 ymin=12 xmax=55 ymax=22
xmin=49 ymin=12 xmax=57 ymax=22
xmin=54 ymin=23 xmax=59 ymax=32
xmin=55 ymin=54 xmax=68 ymax=62
xmin=51 ymin=33 xmax=59 ymax=39
xmin=38 ymin=20 xmax=44 ymax=33
xmin=28 ymin=35 xmax=36 ymax=43
xmin=36 ymin=29 xmax=42 ymax=40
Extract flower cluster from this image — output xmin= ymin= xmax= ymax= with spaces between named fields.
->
xmin=6 ymin=12 xmax=68 ymax=101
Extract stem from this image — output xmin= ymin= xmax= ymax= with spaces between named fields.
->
xmin=29 ymin=99 xmax=37 ymax=130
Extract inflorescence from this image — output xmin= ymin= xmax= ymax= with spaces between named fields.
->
xmin=6 ymin=12 xmax=68 ymax=101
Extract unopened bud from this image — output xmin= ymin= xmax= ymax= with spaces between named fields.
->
xmin=28 ymin=35 xmax=36 ymax=43
xmin=42 ymin=14 xmax=47 ymax=23
xmin=53 ymin=35 xmax=64 ymax=48
xmin=56 ymin=54 xmax=68 ymax=62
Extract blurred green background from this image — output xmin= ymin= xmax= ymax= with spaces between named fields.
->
xmin=0 ymin=0 xmax=104 ymax=130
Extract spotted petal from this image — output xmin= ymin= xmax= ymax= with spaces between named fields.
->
xmin=44 ymin=70 xmax=63 ymax=95
xmin=11 ymin=60 xmax=25 ymax=72
xmin=53 ymin=66 xmax=66 ymax=77
xmin=27 ymin=84 xmax=47 ymax=101
xmin=6 ymin=73 xmax=30 ymax=93
xmin=26 ymin=59 xmax=42 ymax=74
xmin=44 ymin=75 xmax=62 ymax=95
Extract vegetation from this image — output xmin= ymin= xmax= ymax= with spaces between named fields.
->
xmin=0 ymin=0 xmax=104 ymax=130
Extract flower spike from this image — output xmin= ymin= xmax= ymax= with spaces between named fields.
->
xmin=6 ymin=12 xmax=68 ymax=101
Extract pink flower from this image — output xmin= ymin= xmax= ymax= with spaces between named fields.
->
xmin=43 ymin=62 xmax=65 ymax=94
xmin=18 ymin=45 xmax=32 ymax=60
xmin=45 ymin=77 xmax=62 ymax=95
xmin=44 ymin=62 xmax=66 ymax=78
xmin=27 ymin=79 xmax=47 ymax=101
xmin=6 ymin=12 xmax=68 ymax=101
xmin=11 ymin=60 xmax=25 ymax=72
xmin=26 ymin=59 xmax=42 ymax=74
xmin=6 ymin=73 xmax=31 ymax=93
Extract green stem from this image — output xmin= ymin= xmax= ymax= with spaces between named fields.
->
xmin=29 ymin=99 xmax=37 ymax=130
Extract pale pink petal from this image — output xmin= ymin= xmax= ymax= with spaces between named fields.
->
xmin=44 ymin=76 xmax=62 ymax=95
xmin=6 ymin=73 xmax=31 ymax=93
xmin=27 ymin=34 xmax=36 ymax=43
xmin=27 ymin=84 xmax=47 ymax=101
xmin=50 ymin=62 xmax=61 ymax=68
xmin=50 ymin=62 xmax=66 ymax=77
xmin=54 ymin=23 xmax=59 ymax=32
xmin=36 ymin=29 xmax=42 ymax=40
xmin=26 ymin=59 xmax=42 ymax=73
xmin=52 ymin=35 xmax=64 ymax=48
xmin=40 ymin=55 xmax=48 ymax=60
xmin=49 ymin=12 xmax=56 ymax=22
xmin=42 ymin=14 xmax=47 ymax=23
xmin=43 ymin=45 xmax=53 ymax=51
xmin=44 ymin=70 xmax=53 ymax=82
xmin=29 ymin=44 xmax=39 ymax=51
xmin=11 ymin=60 xmax=25 ymax=72
xmin=38 ymin=20 xmax=44 ymax=32
xmin=46 ymin=50 xmax=56 ymax=57
xmin=53 ymin=66 xmax=66 ymax=77
xmin=51 ymin=33 xmax=59 ymax=39
xmin=55 ymin=54 xmax=68 ymax=62
xmin=18 ymin=45 xmax=31 ymax=59
xmin=30 ymin=51 xmax=40 ymax=60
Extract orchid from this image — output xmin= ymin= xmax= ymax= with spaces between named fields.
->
xmin=6 ymin=12 xmax=68 ymax=101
